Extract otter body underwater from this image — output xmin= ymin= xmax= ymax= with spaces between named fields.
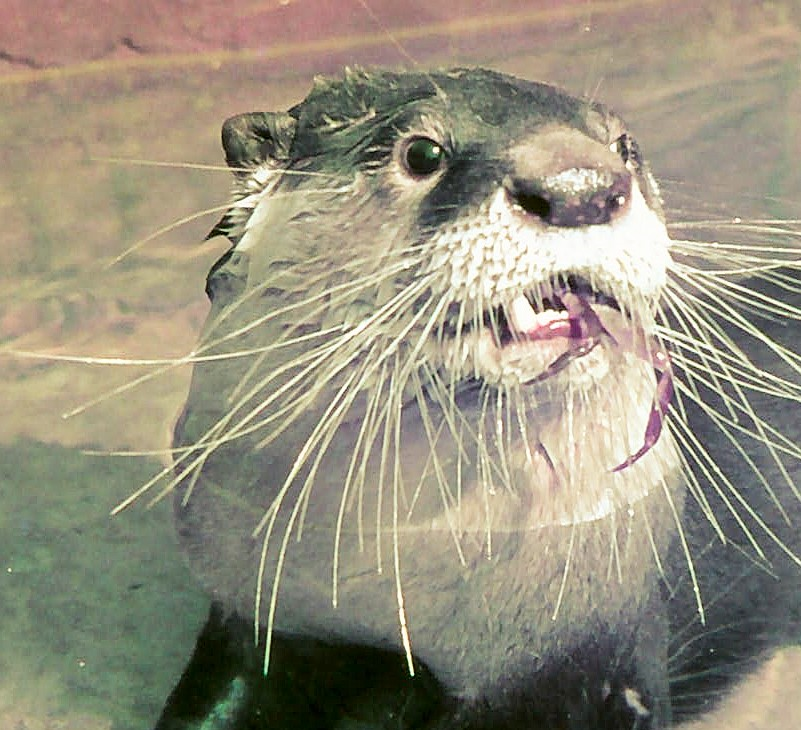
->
xmin=154 ymin=68 xmax=801 ymax=729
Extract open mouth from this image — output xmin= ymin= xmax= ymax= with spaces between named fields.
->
xmin=494 ymin=274 xmax=621 ymax=350
xmin=452 ymin=273 xmax=629 ymax=388
xmin=474 ymin=273 xmax=672 ymax=471
xmin=437 ymin=271 xmax=658 ymax=397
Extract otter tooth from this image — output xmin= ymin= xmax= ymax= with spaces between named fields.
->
xmin=507 ymin=295 xmax=539 ymax=334
xmin=507 ymin=295 xmax=567 ymax=339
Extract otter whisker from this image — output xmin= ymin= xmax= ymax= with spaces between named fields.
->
xmin=477 ymin=387 xmax=496 ymax=559
xmin=662 ymin=329 xmax=801 ymax=400
xmin=672 ymin=357 xmax=801 ymax=463
xmin=670 ymin=411 xmax=766 ymax=560
xmin=511 ymin=383 xmax=537 ymax=474
xmin=404 ymin=404 xmax=450 ymax=521
xmin=673 ymin=373 xmax=801 ymax=523
xmin=687 ymin=265 xmax=801 ymax=324
xmin=605 ymin=511 xmax=622 ymax=584
xmin=194 ymin=273 xmax=434 ymax=463
xmin=660 ymin=287 xmax=741 ymax=424
xmin=692 ymin=394 xmax=795 ymax=529
xmin=669 ymin=219 xmax=801 ymax=237
xmin=669 ymin=272 xmax=801 ymax=377
xmin=670 ymin=541 xmax=778 ymax=663
xmin=293 ymin=358 xmax=383 ymax=543
xmin=492 ymin=384 xmax=514 ymax=493
xmin=408 ymin=370 xmax=467 ymax=564
xmin=111 ymin=461 xmax=177 ymax=515
xmin=254 ymin=356 xmax=381 ymax=674
xmin=53 ymin=322 xmax=347 ymax=424
xmin=667 ymin=553 xmax=779 ymax=682
xmin=675 ymin=254 xmax=801 ymax=280
xmin=196 ymin=247 xmax=414 ymax=339
xmin=551 ymin=522 xmax=576 ymax=622
xmin=332 ymin=358 xmax=392 ymax=607
xmin=294 ymin=278 xmax=447 ymax=550
xmin=668 ymin=241 xmax=801 ymax=267
xmin=663 ymin=283 xmax=800 ymax=452
xmin=668 ymin=240 xmax=801 ymax=290
xmin=673 ymin=357 xmax=801 ymax=479
xmin=62 ymin=355 xmax=197 ymax=420
xmin=7 ymin=350 xmax=196 ymax=367
xmin=445 ymin=296 xmax=469 ymax=400
xmin=125 ymin=335 xmax=355 ymax=511
xmin=250 ymin=286 xmax=441 ymax=539
xmin=640 ymin=499 xmax=674 ymax=593
xmin=669 ymin=402 xmax=801 ymax=569
xmin=195 ymin=253 xmax=419 ymax=363
xmin=660 ymin=448 xmax=706 ymax=626
xmin=389 ymin=354 xmax=417 ymax=677
xmin=418 ymin=362 xmax=482 ymax=469
xmin=669 ymin=615 xmax=752 ymax=672
xmin=91 ymin=156 xmax=239 ymax=173
xmin=191 ymin=337 xmax=348 ymax=448
xmin=676 ymin=440 xmax=726 ymax=545
xmin=372 ymin=369 xmax=395 ymax=577
xmin=103 ymin=201 xmax=237 ymax=267
xmin=662 ymin=287 xmax=801 ymax=513
xmin=349 ymin=292 xmax=458 ymax=568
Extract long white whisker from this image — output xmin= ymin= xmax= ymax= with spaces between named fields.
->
xmin=332 ymin=358 xmax=391 ymax=607
xmin=551 ymin=523 xmax=576 ymax=622
xmin=106 ymin=202 xmax=236 ymax=266
xmin=390 ymin=353 xmax=416 ymax=677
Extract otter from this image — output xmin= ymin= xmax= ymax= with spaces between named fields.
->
xmin=152 ymin=68 xmax=801 ymax=729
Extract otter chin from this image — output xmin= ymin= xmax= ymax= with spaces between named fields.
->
xmin=156 ymin=68 xmax=801 ymax=729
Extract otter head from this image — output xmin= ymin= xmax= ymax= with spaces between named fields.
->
xmin=173 ymin=68 xmax=682 ymax=702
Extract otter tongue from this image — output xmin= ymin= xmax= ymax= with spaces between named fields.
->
xmin=507 ymin=295 xmax=574 ymax=341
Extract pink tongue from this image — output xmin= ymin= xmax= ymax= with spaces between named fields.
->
xmin=526 ymin=312 xmax=583 ymax=342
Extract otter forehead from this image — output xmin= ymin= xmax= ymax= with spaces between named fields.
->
xmin=295 ymin=67 xmax=609 ymax=130
xmin=289 ymin=67 xmax=616 ymax=159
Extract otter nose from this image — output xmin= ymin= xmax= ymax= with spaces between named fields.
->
xmin=505 ymin=167 xmax=632 ymax=227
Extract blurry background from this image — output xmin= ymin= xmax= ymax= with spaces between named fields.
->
xmin=1 ymin=1 xmax=800 ymax=728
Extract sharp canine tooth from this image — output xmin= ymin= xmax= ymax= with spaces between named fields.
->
xmin=508 ymin=295 xmax=539 ymax=334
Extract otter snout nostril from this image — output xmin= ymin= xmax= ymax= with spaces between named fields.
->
xmin=512 ymin=186 xmax=553 ymax=220
xmin=507 ymin=168 xmax=632 ymax=227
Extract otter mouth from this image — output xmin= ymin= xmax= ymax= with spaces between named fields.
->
xmin=455 ymin=273 xmax=627 ymax=388
xmin=494 ymin=274 xmax=621 ymax=350
xmin=468 ymin=272 xmax=673 ymax=471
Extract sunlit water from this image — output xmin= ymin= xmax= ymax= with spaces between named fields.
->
xmin=1 ymin=3 xmax=800 ymax=728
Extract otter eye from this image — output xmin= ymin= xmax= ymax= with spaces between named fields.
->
xmin=402 ymin=137 xmax=445 ymax=177
xmin=611 ymin=133 xmax=640 ymax=168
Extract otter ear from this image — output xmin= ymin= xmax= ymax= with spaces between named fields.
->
xmin=220 ymin=112 xmax=297 ymax=170
xmin=206 ymin=112 xmax=297 ymax=243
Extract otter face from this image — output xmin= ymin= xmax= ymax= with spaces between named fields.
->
xmin=168 ymin=69 xmax=801 ymax=723
xmin=199 ymin=67 xmax=679 ymax=523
